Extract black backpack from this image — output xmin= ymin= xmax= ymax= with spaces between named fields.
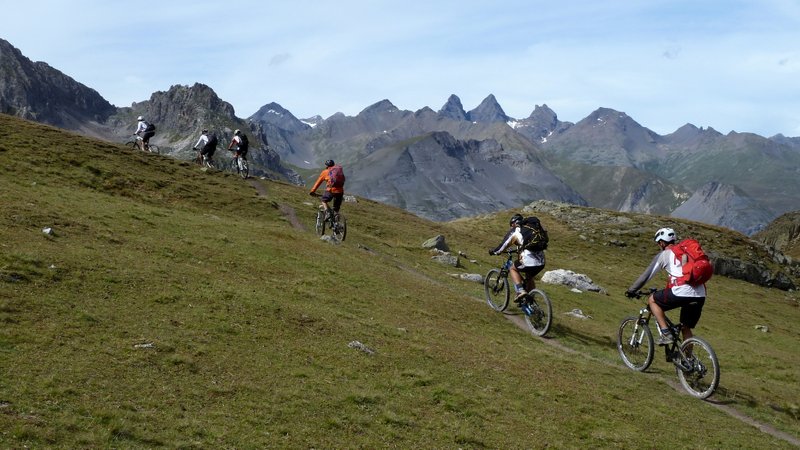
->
xmin=238 ymin=134 xmax=249 ymax=151
xmin=205 ymin=133 xmax=218 ymax=150
xmin=520 ymin=216 xmax=549 ymax=251
xmin=145 ymin=122 xmax=156 ymax=133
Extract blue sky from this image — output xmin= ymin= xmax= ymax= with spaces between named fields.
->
xmin=4 ymin=0 xmax=800 ymax=136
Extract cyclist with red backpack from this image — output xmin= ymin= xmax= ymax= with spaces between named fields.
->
xmin=626 ymin=227 xmax=710 ymax=345
xmin=309 ymin=159 xmax=345 ymax=220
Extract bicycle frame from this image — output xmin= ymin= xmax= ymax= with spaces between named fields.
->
xmin=619 ymin=289 xmax=719 ymax=399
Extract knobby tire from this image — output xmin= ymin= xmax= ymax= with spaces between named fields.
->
xmin=617 ymin=316 xmax=655 ymax=372
xmin=676 ymin=336 xmax=720 ymax=399
xmin=523 ymin=289 xmax=552 ymax=336
xmin=484 ymin=269 xmax=510 ymax=312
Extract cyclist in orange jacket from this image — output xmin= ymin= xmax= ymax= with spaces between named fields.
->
xmin=309 ymin=159 xmax=345 ymax=220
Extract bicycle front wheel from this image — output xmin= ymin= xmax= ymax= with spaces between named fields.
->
xmin=676 ymin=336 xmax=720 ymax=399
xmin=332 ymin=214 xmax=346 ymax=241
xmin=523 ymin=289 xmax=552 ymax=336
xmin=617 ymin=316 xmax=654 ymax=371
xmin=483 ymin=269 xmax=509 ymax=312
xmin=315 ymin=210 xmax=326 ymax=236
xmin=125 ymin=140 xmax=139 ymax=151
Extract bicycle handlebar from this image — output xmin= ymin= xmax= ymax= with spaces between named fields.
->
xmin=625 ymin=287 xmax=657 ymax=299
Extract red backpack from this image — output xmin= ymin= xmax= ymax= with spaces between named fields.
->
xmin=328 ymin=165 xmax=345 ymax=189
xmin=670 ymin=238 xmax=713 ymax=287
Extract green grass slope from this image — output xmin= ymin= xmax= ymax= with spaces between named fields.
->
xmin=1 ymin=114 xmax=798 ymax=448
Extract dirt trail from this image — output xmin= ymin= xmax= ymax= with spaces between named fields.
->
xmin=251 ymin=177 xmax=798 ymax=446
xmin=248 ymin=179 xmax=306 ymax=231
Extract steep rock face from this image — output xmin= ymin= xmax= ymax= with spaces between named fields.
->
xmin=753 ymin=211 xmax=800 ymax=259
xmin=511 ymin=104 xmax=573 ymax=143
xmin=437 ymin=94 xmax=468 ymax=121
xmin=0 ymin=38 xmax=116 ymax=128
xmin=345 ymin=131 xmax=585 ymax=221
xmin=541 ymin=107 xmax=664 ymax=168
xmin=670 ymin=182 xmax=774 ymax=235
xmin=249 ymin=102 xmax=310 ymax=133
xmin=466 ymin=94 xmax=509 ymax=123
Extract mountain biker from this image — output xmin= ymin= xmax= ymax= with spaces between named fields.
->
xmin=626 ymin=227 xmax=706 ymax=345
xmin=227 ymin=129 xmax=249 ymax=164
xmin=309 ymin=159 xmax=345 ymax=220
xmin=489 ymin=213 xmax=546 ymax=303
xmin=193 ymin=129 xmax=217 ymax=163
xmin=134 ymin=116 xmax=155 ymax=151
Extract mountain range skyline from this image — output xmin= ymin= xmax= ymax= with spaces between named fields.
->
xmin=2 ymin=35 xmax=799 ymax=236
xmin=4 ymin=1 xmax=800 ymax=138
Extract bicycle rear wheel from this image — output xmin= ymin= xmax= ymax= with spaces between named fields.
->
xmin=617 ymin=317 xmax=654 ymax=371
xmin=484 ymin=269 xmax=510 ymax=312
xmin=523 ymin=289 xmax=552 ymax=336
xmin=332 ymin=213 xmax=346 ymax=241
xmin=315 ymin=209 xmax=326 ymax=236
xmin=239 ymin=158 xmax=249 ymax=178
xmin=676 ymin=336 xmax=720 ymax=399
xmin=147 ymin=144 xmax=160 ymax=154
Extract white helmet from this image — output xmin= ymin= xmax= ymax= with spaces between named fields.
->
xmin=654 ymin=227 xmax=676 ymax=243
xmin=137 ymin=116 xmax=144 ymax=121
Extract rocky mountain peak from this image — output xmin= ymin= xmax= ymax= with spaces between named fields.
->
xmin=467 ymin=94 xmax=509 ymax=123
xmin=249 ymin=102 xmax=309 ymax=132
xmin=671 ymin=181 xmax=774 ymax=235
xmin=0 ymin=38 xmax=116 ymax=128
xmin=359 ymin=99 xmax=400 ymax=116
xmin=437 ymin=94 xmax=467 ymax=121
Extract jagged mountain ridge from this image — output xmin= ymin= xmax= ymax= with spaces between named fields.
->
xmin=0 ymin=38 xmax=115 ymax=134
xmin=0 ymin=38 xmax=297 ymax=182
xmin=2 ymin=36 xmax=798 ymax=233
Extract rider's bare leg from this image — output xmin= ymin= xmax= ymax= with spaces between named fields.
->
xmin=648 ymin=294 xmax=669 ymax=330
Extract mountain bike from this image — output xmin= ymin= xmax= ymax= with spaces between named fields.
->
xmin=229 ymin=152 xmax=249 ymax=178
xmin=485 ymin=250 xmax=552 ymax=336
xmin=617 ymin=288 xmax=720 ymax=399
xmin=312 ymin=195 xmax=346 ymax=241
xmin=193 ymin=147 xmax=216 ymax=169
xmin=125 ymin=135 xmax=159 ymax=154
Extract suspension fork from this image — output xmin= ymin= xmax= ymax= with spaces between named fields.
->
xmin=629 ymin=308 xmax=652 ymax=347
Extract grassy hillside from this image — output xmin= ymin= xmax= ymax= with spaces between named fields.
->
xmin=1 ymin=114 xmax=798 ymax=448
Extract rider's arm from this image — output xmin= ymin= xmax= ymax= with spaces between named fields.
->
xmin=195 ymin=135 xmax=207 ymax=149
xmin=228 ymin=135 xmax=240 ymax=150
xmin=309 ymin=169 xmax=327 ymax=194
xmin=628 ymin=251 xmax=668 ymax=291
xmin=490 ymin=227 xmax=520 ymax=255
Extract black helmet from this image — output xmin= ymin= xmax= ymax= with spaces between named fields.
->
xmin=324 ymin=159 xmax=335 ymax=167
xmin=509 ymin=214 xmax=524 ymax=226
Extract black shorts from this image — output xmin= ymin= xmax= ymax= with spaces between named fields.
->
xmin=142 ymin=131 xmax=155 ymax=143
xmin=201 ymin=145 xmax=216 ymax=157
xmin=653 ymin=289 xmax=705 ymax=328
xmin=321 ymin=191 xmax=344 ymax=211
xmin=516 ymin=264 xmax=544 ymax=278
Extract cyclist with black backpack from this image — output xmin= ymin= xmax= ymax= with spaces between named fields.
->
xmin=193 ymin=129 xmax=218 ymax=165
xmin=309 ymin=159 xmax=345 ymax=220
xmin=228 ymin=129 xmax=249 ymax=158
xmin=134 ymin=116 xmax=156 ymax=152
xmin=489 ymin=213 xmax=548 ymax=303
